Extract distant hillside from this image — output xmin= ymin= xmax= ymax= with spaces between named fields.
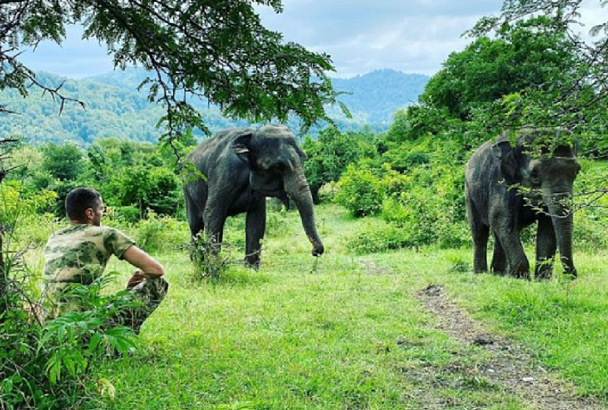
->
xmin=0 ymin=68 xmax=428 ymax=145
xmin=331 ymin=69 xmax=428 ymax=125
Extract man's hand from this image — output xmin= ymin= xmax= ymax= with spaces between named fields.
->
xmin=127 ymin=269 xmax=147 ymax=289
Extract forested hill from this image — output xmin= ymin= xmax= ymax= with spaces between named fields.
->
xmin=0 ymin=68 xmax=428 ymax=146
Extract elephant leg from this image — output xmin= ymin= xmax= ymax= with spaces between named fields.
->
xmin=185 ymin=190 xmax=204 ymax=239
xmin=495 ymin=229 xmax=530 ymax=280
xmin=245 ymin=196 xmax=266 ymax=268
xmin=203 ymin=198 xmax=228 ymax=246
xmin=535 ymin=215 xmax=557 ymax=281
xmin=466 ymin=197 xmax=489 ymax=273
xmin=491 ymin=233 xmax=508 ymax=275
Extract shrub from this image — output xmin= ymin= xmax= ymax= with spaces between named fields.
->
xmin=380 ymin=159 xmax=469 ymax=249
xmin=318 ymin=181 xmax=340 ymax=203
xmin=110 ymin=205 xmax=141 ymax=225
xmin=303 ymin=126 xmax=375 ymax=203
xmin=135 ymin=211 xmax=188 ymax=253
xmin=335 ymin=164 xmax=384 ymax=217
xmin=344 ymin=220 xmax=418 ymax=254
xmin=118 ymin=166 xmax=182 ymax=217
xmin=1 ymin=268 xmax=137 ymax=410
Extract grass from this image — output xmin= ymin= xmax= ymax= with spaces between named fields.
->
xmin=22 ymin=204 xmax=608 ymax=409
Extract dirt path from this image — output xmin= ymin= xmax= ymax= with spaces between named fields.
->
xmin=417 ymin=284 xmax=606 ymax=410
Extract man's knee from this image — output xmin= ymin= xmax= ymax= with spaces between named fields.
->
xmin=131 ymin=276 xmax=168 ymax=302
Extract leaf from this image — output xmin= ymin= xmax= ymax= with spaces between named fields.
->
xmin=337 ymin=101 xmax=352 ymax=119
xmin=87 ymin=333 xmax=104 ymax=355
xmin=63 ymin=352 xmax=76 ymax=376
xmin=181 ymin=161 xmax=207 ymax=184
xmin=45 ymin=354 xmax=62 ymax=385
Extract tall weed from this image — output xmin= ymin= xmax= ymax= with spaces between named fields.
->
xmin=187 ymin=233 xmax=231 ymax=282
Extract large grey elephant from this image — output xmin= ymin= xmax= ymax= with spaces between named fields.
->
xmin=465 ymin=129 xmax=580 ymax=280
xmin=184 ymin=125 xmax=324 ymax=267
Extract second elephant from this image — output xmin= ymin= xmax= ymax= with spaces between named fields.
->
xmin=184 ymin=125 xmax=324 ymax=267
xmin=465 ymin=129 xmax=580 ymax=280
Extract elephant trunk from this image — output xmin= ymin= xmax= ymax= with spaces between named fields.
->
xmin=283 ymin=167 xmax=324 ymax=256
xmin=548 ymin=194 xmax=577 ymax=277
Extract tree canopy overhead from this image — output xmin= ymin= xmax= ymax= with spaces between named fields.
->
xmin=0 ymin=0 xmax=340 ymax=142
xmin=467 ymin=0 xmax=608 ymax=138
xmin=421 ymin=17 xmax=578 ymax=121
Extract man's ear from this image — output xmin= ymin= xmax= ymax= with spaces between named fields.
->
xmin=232 ymin=133 xmax=254 ymax=163
xmin=84 ymin=208 xmax=95 ymax=222
xmin=492 ymin=140 xmax=519 ymax=184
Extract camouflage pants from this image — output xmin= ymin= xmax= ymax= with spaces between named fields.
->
xmin=108 ymin=277 xmax=169 ymax=334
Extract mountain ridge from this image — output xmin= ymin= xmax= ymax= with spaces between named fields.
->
xmin=0 ymin=68 xmax=428 ymax=145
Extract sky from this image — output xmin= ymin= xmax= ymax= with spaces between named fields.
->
xmin=18 ymin=0 xmax=606 ymax=80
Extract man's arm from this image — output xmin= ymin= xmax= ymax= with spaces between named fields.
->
xmin=122 ymin=245 xmax=165 ymax=279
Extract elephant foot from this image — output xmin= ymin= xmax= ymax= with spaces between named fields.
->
xmin=534 ymin=272 xmax=552 ymax=281
xmin=510 ymin=269 xmax=530 ymax=281
xmin=490 ymin=268 xmax=507 ymax=276
xmin=473 ymin=263 xmax=488 ymax=274
xmin=534 ymin=267 xmax=553 ymax=281
xmin=244 ymin=257 xmax=261 ymax=270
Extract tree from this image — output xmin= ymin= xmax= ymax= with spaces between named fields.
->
xmin=463 ymin=0 xmax=608 ymax=212
xmin=421 ymin=17 xmax=579 ymax=121
xmin=468 ymin=0 xmax=608 ymax=137
xmin=303 ymin=126 xmax=372 ymax=203
xmin=42 ymin=143 xmax=84 ymax=181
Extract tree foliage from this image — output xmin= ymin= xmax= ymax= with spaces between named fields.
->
xmin=467 ymin=0 xmax=608 ymax=138
xmin=302 ymin=126 xmax=375 ymax=203
xmin=421 ymin=17 xmax=579 ymax=121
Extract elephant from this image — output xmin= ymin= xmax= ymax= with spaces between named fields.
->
xmin=465 ymin=128 xmax=580 ymax=280
xmin=183 ymin=125 xmax=324 ymax=267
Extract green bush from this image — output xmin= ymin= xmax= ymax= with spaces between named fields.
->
xmin=335 ymin=164 xmax=384 ymax=217
xmin=303 ymin=126 xmax=377 ymax=203
xmin=335 ymin=163 xmax=409 ymax=218
xmin=344 ymin=220 xmax=418 ymax=254
xmin=118 ymin=166 xmax=182 ymax=217
xmin=0 ymin=269 xmax=137 ymax=410
xmin=135 ymin=211 xmax=188 ymax=253
xmin=110 ymin=205 xmax=142 ymax=224
xmin=318 ymin=181 xmax=340 ymax=203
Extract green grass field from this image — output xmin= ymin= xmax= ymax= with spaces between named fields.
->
xmin=26 ymin=204 xmax=608 ymax=409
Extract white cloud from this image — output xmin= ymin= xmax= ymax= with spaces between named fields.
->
xmin=256 ymin=0 xmax=504 ymax=77
xmin=18 ymin=1 xmax=608 ymax=79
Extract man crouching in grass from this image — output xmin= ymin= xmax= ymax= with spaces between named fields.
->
xmin=41 ymin=187 xmax=168 ymax=334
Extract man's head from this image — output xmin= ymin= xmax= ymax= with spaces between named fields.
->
xmin=65 ymin=188 xmax=104 ymax=226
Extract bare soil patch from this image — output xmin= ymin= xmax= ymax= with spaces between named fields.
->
xmin=418 ymin=284 xmax=606 ymax=410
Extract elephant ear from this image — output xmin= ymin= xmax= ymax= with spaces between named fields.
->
xmin=295 ymin=145 xmax=307 ymax=162
xmin=232 ymin=133 xmax=254 ymax=164
xmin=492 ymin=140 xmax=519 ymax=184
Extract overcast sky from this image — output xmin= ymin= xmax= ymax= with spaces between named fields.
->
xmin=19 ymin=0 xmax=605 ymax=79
